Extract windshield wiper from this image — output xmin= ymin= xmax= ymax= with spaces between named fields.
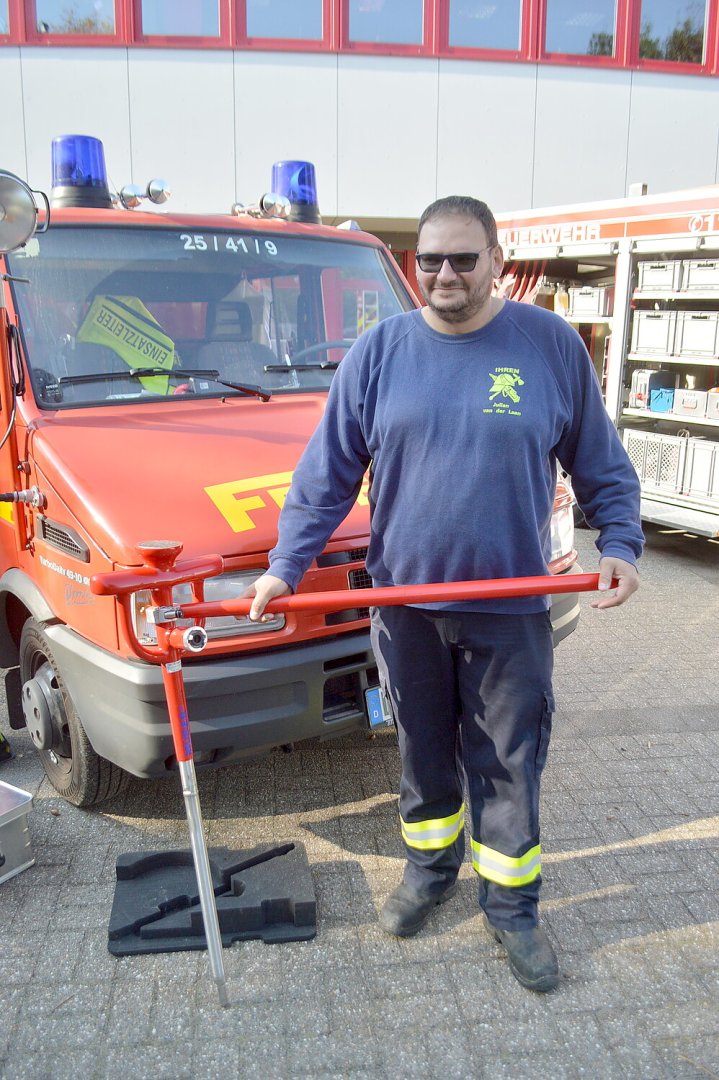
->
xmin=58 ymin=368 xmax=271 ymax=401
xmin=263 ymin=361 xmax=339 ymax=372
xmin=264 ymin=340 xmax=354 ymax=372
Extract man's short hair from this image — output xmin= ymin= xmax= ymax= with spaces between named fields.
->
xmin=417 ymin=196 xmax=498 ymax=248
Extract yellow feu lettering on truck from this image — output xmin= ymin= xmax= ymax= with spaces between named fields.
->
xmin=204 ymin=472 xmax=295 ymax=533
xmin=267 ymin=486 xmax=292 ymax=509
xmin=206 ymin=470 xmax=371 ymax=532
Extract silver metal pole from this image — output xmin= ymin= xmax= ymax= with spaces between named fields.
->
xmin=178 ymin=758 xmax=230 ymax=1007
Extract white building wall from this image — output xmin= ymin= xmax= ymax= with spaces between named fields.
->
xmin=234 ymin=51 xmax=339 ymax=215
xmin=0 ymin=49 xmax=27 ymax=180
xmin=532 ymin=66 xmax=632 ymax=207
xmin=129 ymin=50 xmax=236 ymax=215
xmin=625 ymin=72 xmax=719 ymax=196
xmin=3 ymin=47 xmax=719 ymax=227
xmin=436 ymin=61 xmax=537 ymax=212
xmin=21 ymin=48 xmax=132 ymax=192
xmin=337 ymin=55 xmax=439 ymax=219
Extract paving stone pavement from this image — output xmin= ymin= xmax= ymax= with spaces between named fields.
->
xmin=1 ymin=524 xmax=718 ymax=1080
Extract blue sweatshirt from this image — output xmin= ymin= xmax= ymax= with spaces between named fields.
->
xmin=269 ymin=302 xmax=643 ymax=613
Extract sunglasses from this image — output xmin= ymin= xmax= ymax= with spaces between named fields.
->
xmin=415 ymin=247 xmax=494 ymax=273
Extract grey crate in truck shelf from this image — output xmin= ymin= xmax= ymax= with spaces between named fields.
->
xmin=683 ymin=439 xmax=719 ymax=501
xmin=568 ymin=285 xmax=613 ymax=316
xmin=681 ymin=259 xmax=719 ymax=291
xmin=623 ymin=428 xmax=687 ymax=493
xmin=674 ymin=311 xmax=719 ymax=357
xmin=637 ymin=260 xmax=683 ymax=291
xmin=630 ymin=310 xmax=677 ymax=355
xmin=623 ymin=428 xmax=719 ymax=508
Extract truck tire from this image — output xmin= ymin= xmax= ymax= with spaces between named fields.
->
xmin=19 ymin=619 xmax=129 ymax=807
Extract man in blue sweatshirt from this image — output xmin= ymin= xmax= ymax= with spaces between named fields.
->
xmin=248 ymin=196 xmax=643 ymax=993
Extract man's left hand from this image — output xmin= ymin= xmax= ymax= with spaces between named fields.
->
xmin=590 ymin=557 xmax=639 ymax=610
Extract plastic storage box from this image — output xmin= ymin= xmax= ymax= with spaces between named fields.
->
xmin=674 ymin=311 xmax=719 ymax=358
xmin=623 ymin=428 xmax=719 ymax=506
xmin=684 ymin=439 xmax=719 ymax=498
xmin=630 ymin=311 xmax=677 ymax=355
xmin=705 ymin=391 xmax=719 ymax=420
xmin=629 ymin=369 xmax=677 ymax=409
xmin=673 ymin=389 xmax=708 ymax=418
xmin=623 ymin=428 xmax=687 ymax=492
xmin=681 ymin=259 xmax=719 ymax=291
xmin=0 ymin=780 xmax=34 ymax=884
xmin=650 ymin=387 xmax=675 ymax=412
xmin=637 ymin=260 xmax=683 ymax=292
xmin=567 ymin=286 xmax=613 ymax=316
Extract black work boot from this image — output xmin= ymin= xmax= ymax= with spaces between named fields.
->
xmin=484 ymin=915 xmax=559 ymax=992
xmin=379 ymin=881 xmax=458 ymax=937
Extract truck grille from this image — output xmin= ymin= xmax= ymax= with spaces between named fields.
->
xmin=319 ymin=546 xmax=371 ymax=626
xmin=316 ymin=546 xmax=368 ymax=568
xmin=348 ymin=567 xmax=372 ymax=590
xmin=37 ymin=516 xmax=90 ymax=562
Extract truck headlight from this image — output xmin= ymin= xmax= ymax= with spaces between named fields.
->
xmin=131 ymin=570 xmax=285 ymax=645
xmin=551 ymin=498 xmax=575 ymax=562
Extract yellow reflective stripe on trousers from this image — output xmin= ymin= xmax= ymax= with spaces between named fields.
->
xmin=400 ymin=806 xmax=464 ymax=850
xmin=470 ymin=839 xmax=541 ymax=886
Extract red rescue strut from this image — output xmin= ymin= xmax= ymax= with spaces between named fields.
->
xmin=92 ymin=545 xmax=611 ymax=1008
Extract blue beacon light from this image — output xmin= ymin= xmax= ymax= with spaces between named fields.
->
xmin=271 ymin=160 xmax=321 ymax=224
xmin=51 ymin=135 xmax=113 ymax=209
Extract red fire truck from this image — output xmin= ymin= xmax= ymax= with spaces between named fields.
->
xmin=493 ymin=187 xmax=719 ymax=538
xmin=0 ymin=137 xmax=580 ymax=805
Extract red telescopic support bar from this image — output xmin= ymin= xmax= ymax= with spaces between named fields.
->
xmin=177 ymin=572 xmax=611 ymax=621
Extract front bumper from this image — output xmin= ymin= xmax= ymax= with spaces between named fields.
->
xmin=550 ymin=563 xmax=583 ymax=645
xmin=45 ymin=623 xmax=377 ymax=778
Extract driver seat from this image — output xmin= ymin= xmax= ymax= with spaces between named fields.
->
xmin=198 ymin=301 xmax=278 ymax=387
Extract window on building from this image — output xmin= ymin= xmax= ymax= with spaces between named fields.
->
xmin=639 ymin=0 xmax=706 ymax=63
xmin=545 ymin=0 xmax=617 ymax=56
xmin=140 ymin=1 xmax=220 ymax=37
xmin=35 ymin=0 xmax=115 ymax=34
xmin=348 ymin=0 xmax=424 ymax=46
xmin=0 ymin=1 xmax=8 ymax=34
xmin=246 ymin=0 xmax=323 ymax=39
xmin=448 ymin=0 xmax=522 ymax=51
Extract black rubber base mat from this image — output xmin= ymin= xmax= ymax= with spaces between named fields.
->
xmin=0 ymin=730 xmax=12 ymax=763
xmin=108 ymin=841 xmax=316 ymax=955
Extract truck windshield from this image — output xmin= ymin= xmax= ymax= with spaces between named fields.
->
xmin=6 ymin=225 xmax=412 ymax=408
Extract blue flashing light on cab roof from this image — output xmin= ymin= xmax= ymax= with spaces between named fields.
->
xmin=51 ymin=135 xmax=113 ymax=210
xmin=271 ymin=160 xmax=321 ymax=224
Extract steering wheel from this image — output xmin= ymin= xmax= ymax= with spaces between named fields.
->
xmin=290 ymin=340 xmax=356 ymax=362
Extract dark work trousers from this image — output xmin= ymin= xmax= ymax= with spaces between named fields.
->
xmin=370 ymin=605 xmax=555 ymax=931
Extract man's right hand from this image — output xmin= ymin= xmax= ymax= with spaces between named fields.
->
xmin=246 ymin=573 xmax=292 ymax=622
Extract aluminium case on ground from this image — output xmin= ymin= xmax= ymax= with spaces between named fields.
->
xmin=0 ymin=780 xmax=34 ymax=884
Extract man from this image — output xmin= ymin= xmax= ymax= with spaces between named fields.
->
xmin=248 ymin=196 xmax=643 ymax=993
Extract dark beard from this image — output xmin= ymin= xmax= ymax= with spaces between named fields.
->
xmin=426 ymin=288 xmax=486 ymax=325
